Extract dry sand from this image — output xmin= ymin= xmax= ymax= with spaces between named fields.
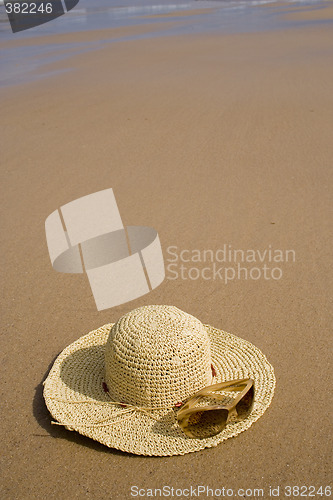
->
xmin=1 ymin=7 xmax=332 ymax=500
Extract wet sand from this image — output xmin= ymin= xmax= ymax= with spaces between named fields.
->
xmin=285 ymin=1 xmax=333 ymax=21
xmin=0 ymin=22 xmax=185 ymax=49
xmin=262 ymin=0 xmax=333 ymax=21
xmin=1 ymin=4 xmax=332 ymax=499
xmin=139 ymin=7 xmax=216 ymax=19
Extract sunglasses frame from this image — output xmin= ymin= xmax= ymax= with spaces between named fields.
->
xmin=176 ymin=378 xmax=254 ymax=439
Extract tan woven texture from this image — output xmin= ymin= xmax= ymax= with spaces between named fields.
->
xmin=43 ymin=305 xmax=276 ymax=456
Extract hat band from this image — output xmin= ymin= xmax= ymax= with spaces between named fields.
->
xmin=46 ymin=393 xmax=173 ymax=431
xmin=46 ymin=369 xmax=218 ymax=431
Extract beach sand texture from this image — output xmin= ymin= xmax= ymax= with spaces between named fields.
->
xmin=1 ymin=2 xmax=332 ymax=498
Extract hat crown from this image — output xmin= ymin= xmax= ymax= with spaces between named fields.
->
xmin=104 ymin=305 xmax=212 ymax=407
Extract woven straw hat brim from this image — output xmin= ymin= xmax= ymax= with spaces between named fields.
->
xmin=43 ymin=324 xmax=276 ymax=456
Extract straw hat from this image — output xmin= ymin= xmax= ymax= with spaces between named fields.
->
xmin=43 ymin=305 xmax=275 ymax=456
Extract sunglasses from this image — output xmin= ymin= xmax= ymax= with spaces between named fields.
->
xmin=175 ymin=378 xmax=254 ymax=439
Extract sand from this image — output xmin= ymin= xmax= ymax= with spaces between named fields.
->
xmin=1 ymin=4 xmax=332 ymax=499
xmin=264 ymin=0 xmax=333 ymax=21
xmin=139 ymin=8 xmax=216 ymax=19
xmin=285 ymin=3 xmax=333 ymax=21
xmin=0 ymin=22 xmax=186 ymax=49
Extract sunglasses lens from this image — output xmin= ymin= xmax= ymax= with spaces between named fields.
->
xmin=235 ymin=385 xmax=254 ymax=418
xmin=182 ymin=408 xmax=229 ymax=439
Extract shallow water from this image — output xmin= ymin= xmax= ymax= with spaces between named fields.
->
xmin=0 ymin=0 xmax=331 ymax=87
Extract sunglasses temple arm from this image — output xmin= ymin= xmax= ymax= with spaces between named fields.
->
xmin=183 ymin=395 xmax=202 ymax=410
